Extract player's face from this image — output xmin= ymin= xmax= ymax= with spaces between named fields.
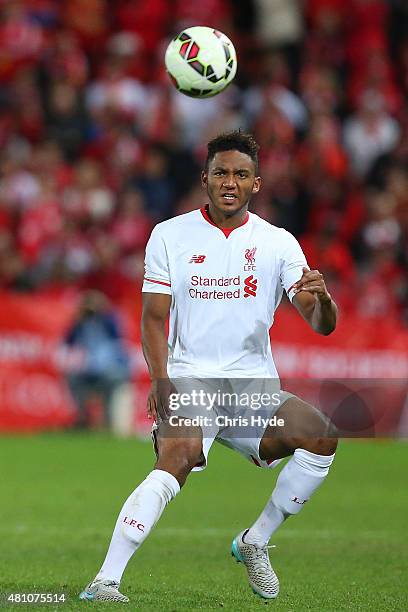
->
xmin=201 ymin=150 xmax=261 ymax=218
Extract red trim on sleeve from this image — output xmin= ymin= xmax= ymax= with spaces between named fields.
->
xmin=144 ymin=278 xmax=171 ymax=287
xmin=200 ymin=205 xmax=249 ymax=238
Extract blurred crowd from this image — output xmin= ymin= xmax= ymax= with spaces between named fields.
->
xmin=0 ymin=0 xmax=407 ymax=322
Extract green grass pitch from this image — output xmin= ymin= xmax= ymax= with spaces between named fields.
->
xmin=1 ymin=434 xmax=408 ymax=611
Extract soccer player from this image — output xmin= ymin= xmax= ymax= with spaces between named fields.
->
xmin=80 ymin=131 xmax=338 ymax=603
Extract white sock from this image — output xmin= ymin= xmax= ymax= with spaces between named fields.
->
xmin=245 ymin=449 xmax=335 ymax=547
xmin=95 ymin=469 xmax=180 ymax=583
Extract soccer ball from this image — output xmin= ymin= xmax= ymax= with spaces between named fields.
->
xmin=165 ymin=26 xmax=237 ymax=98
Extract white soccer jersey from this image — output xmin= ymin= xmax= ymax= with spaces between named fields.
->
xmin=142 ymin=206 xmax=308 ymax=378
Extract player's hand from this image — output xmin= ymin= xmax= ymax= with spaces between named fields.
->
xmin=147 ymin=378 xmax=177 ymax=422
xmin=293 ymin=267 xmax=332 ymax=303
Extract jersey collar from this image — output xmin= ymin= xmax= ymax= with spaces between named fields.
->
xmin=200 ymin=205 xmax=249 ymax=238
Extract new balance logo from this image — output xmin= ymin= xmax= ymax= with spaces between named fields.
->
xmin=244 ymin=275 xmax=257 ymax=298
xmin=189 ymin=255 xmax=206 ymax=263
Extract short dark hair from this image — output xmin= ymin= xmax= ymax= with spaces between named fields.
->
xmin=205 ymin=130 xmax=260 ymax=172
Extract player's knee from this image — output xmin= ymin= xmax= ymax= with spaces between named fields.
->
xmin=300 ymin=408 xmax=337 ymax=441
xmin=279 ymin=405 xmax=338 ymax=455
xmin=156 ymin=437 xmax=203 ymax=478
xmin=288 ymin=436 xmax=338 ymax=456
xmin=279 ymin=397 xmax=338 ymax=440
xmin=176 ymin=438 xmax=203 ymax=471
xmin=309 ymin=437 xmax=338 ymax=455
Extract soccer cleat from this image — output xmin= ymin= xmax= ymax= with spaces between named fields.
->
xmin=231 ymin=530 xmax=279 ymax=599
xmin=79 ymin=579 xmax=129 ymax=603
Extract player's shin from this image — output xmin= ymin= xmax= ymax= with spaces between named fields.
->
xmin=95 ymin=469 xmax=180 ymax=582
xmin=245 ymin=449 xmax=335 ymax=547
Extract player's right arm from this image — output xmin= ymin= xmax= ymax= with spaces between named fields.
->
xmin=142 ymin=224 xmax=174 ymax=421
xmin=142 ymin=292 xmax=173 ymax=421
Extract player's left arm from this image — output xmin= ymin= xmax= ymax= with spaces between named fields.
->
xmin=292 ymin=267 xmax=338 ymax=335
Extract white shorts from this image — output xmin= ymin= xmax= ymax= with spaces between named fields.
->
xmin=152 ymin=378 xmax=295 ymax=471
